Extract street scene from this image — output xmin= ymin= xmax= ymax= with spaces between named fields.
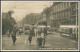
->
xmin=1 ymin=1 xmax=78 ymax=50
xmin=2 ymin=32 xmax=78 ymax=50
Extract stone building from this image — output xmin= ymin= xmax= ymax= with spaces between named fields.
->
xmin=50 ymin=2 xmax=78 ymax=25
xmin=39 ymin=2 xmax=78 ymax=31
xmin=42 ymin=7 xmax=51 ymax=26
xmin=49 ymin=2 xmax=78 ymax=30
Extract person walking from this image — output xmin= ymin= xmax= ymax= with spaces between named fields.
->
xmin=44 ymin=28 xmax=47 ymax=36
xmin=34 ymin=27 xmax=38 ymax=36
xmin=19 ymin=29 xmax=21 ymax=36
xmin=11 ymin=27 xmax=17 ymax=45
xmin=41 ymin=28 xmax=46 ymax=47
xmin=27 ymin=28 xmax=34 ymax=45
xmin=36 ymin=27 xmax=44 ymax=47
xmin=36 ymin=36 xmax=43 ymax=47
xmin=38 ymin=28 xmax=42 ymax=36
xmin=28 ymin=35 xmax=32 ymax=45
xmin=6 ymin=30 xmax=10 ymax=37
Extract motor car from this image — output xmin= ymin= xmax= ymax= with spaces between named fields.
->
xmin=24 ymin=26 xmax=30 ymax=34
xmin=19 ymin=27 xmax=23 ymax=33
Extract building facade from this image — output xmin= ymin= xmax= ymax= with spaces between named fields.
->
xmin=41 ymin=7 xmax=52 ymax=26
xmin=49 ymin=2 xmax=78 ymax=30
xmin=40 ymin=2 xmax=78 ymax=31
xmin=50 ymin=2 xmax=78 ymax=25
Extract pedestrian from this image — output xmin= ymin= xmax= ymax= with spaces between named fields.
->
xmin=34 ymin=27 xmax=38 ymax=36
xmin=6 ymin=30 xmax=10 ymax=37
xmin=28 ymin=35 xmax=32 ymax=45
xmin=32 ymin=28 xmax=35 ymax=36
xmin=38 ymin=28 xmax=42 ymax=36
xmin=36 ymin=27 xmax=44 ymax=47
xmin=27 ymin=28 xmax=34 ymax=45
xmin=44 ymin=28 xmax=47 ymax=36
xmin=41 ymin=28 xmax=46 ymax=47
xmin=11 ymin=27 xmax=17 ymax=45
xmin=36 ymin=36 xmax=43 ymax=47
xmin=19 ymin=29 xmax=21 ymax=36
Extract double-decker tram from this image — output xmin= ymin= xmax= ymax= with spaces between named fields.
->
xmin=59 ymin=25 xmax=78 ymax=41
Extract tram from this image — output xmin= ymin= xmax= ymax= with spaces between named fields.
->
xmin=59 ymin=25 xmax=78 ymax=40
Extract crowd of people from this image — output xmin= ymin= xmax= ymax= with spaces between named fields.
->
xmin=6 ymin=25 xmax=48 ymax=47
xmin=28 ymin=27 xmax=47 ymax=47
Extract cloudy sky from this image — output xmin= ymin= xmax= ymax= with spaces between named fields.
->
xmin=1 ymin=1 xmax=53 ymax=21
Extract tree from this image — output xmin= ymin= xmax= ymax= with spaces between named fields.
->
xmin=2 ymin=11 xmax=16 ymax=35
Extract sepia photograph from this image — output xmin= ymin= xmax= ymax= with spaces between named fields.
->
xmin=1 ymin=1 xmax=79 ymax=51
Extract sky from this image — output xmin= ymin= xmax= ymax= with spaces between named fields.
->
xmin=1 ymin=1 xmax=53 ymax=21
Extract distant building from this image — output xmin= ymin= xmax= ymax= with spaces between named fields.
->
xmin=42 ymin=7 xmax=51 ymax=26
xmin=22 ymin=13 xmax=42 ymax=25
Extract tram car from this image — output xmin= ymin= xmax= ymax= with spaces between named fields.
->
xmin=59 ymin=25 xmax=78 ymax=40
